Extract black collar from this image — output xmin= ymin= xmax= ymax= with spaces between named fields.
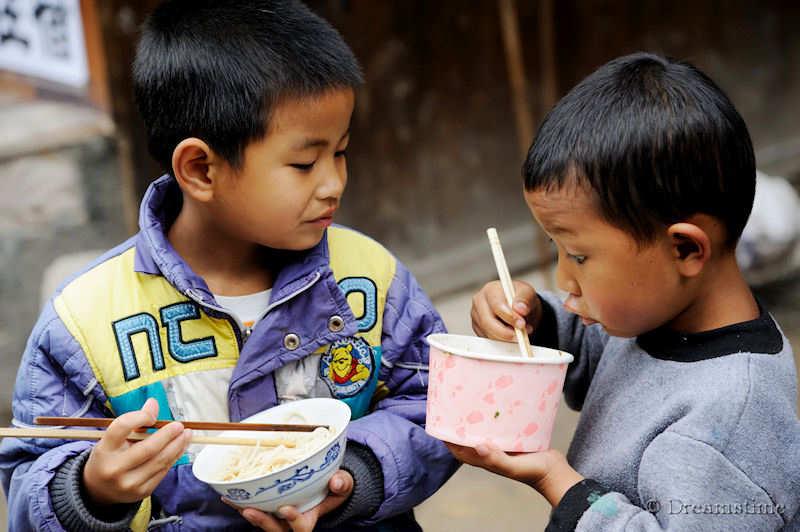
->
xmin=636 ymin=303 xmax=783 ymax=362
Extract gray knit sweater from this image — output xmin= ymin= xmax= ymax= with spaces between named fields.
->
xmin=536 ymin=292 xmax=800 ymax=531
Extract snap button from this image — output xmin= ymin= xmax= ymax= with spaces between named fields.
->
xmin=283 ymin=333 xmax=300 ymax=350
xmin=328 ymin=315 xmax=345 ymax=332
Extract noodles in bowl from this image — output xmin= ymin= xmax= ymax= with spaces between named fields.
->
xmin=192 ymin=398 xmax=351 ymax=513
xmin=214 ymin=426 xmax=332 ymax=482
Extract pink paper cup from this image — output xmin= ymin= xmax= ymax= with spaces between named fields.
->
xmin=425 ymin=333 xmax=573 ymax=452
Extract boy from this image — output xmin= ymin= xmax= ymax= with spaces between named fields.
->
xmin=458 ymin=52 xmax=800 ymax=530
xmin=0 ymin=1 xmax=457 ymax=531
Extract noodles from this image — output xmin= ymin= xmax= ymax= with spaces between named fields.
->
xmin=213 ymin=426 xmax=332 ymax=481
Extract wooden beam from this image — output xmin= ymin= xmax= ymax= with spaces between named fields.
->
xmin=95 ymin=0 xmax=162 ymax=234
xmin=497 ymin=0 xmax=554 ymax=287
xmin=498 ymin=0 xmax=535 ymax=156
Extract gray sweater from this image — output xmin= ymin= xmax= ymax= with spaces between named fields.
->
xmin=536 ymin=292 xmax=800 ymax=531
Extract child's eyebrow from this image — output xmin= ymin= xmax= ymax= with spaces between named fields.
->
xmin=293 ymin=138 xmax=329 ymax=150
xmin=293 ymin=130 xmax=350 ymax=151
xmin=549 ymin=225 xmax=576 ymax=236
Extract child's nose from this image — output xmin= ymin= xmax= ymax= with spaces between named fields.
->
xmin=317 ymin=166 xmax=347 ymax=200
xmin=555 ymin=261 xmax=580 ymax=296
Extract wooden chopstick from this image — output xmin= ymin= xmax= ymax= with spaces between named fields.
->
xmin=35 ymin=416 xmax=328 ymax=433
xmin=487 ymin=227 xmax=533 ymax=357
xmin=0 ymin=428 xmax=297 ymax=447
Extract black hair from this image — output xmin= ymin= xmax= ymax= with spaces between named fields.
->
xmin=523 ymin=52 xmax=755 ymax=248
xmin=134 ymin=0 xmax=363 ymax=173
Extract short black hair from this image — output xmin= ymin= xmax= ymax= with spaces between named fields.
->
xmin=523 ymin=52 xmax=755 ymax=248
xmin=134 ymin=0 xmax=363 ymax=172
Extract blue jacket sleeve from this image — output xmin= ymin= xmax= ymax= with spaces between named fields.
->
xmin=344 ymin=260 xmax=459 ymax=525
xmin=0 ymin=301 xmax=112 ymax=532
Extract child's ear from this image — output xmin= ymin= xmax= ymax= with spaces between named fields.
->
xmin=667 ymin=222 xmax=711 ymax=277
xmin=171 ymin=138 xmax=224 ymax=203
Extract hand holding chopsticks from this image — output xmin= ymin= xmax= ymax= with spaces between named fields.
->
xmin=487 ymin=227 xmax=534 ymax=357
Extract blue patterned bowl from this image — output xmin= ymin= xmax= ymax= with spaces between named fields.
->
xmin=192 ymin=398 xmax=350 ymax=512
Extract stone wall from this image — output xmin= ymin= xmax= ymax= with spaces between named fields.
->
xmin=0 ymin=100 xmax=126 ymax=414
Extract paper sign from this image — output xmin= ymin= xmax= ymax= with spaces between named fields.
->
xmin=0 ymin=0 xmax=88 ymax=87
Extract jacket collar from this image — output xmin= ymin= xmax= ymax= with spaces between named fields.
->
xmin=133 ymin=174 xmax=331 ymax=304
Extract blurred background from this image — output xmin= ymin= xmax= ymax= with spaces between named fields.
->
xmin=1 ymin=0 xmax=800 ymax=530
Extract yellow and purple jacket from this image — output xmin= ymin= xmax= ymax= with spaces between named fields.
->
xmin=0 ymin=175 xmax=457 ymax=531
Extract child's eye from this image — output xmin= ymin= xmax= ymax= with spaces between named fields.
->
xmin=334 ymin=149 xmax=347 ymax=158
xmin=568 ymin=254 xmax=587 ymax=265
xmin=291 ymin=162 xmax=315 ymax=171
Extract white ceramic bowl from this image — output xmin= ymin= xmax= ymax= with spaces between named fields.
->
xmin=192 ymin=398 xmax=351 ymax=512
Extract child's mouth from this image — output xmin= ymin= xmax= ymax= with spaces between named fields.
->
xmin=311 ymin=217 xmax=334 ymax=228
xmin=564 ymin=298 xmax=598 ymax=326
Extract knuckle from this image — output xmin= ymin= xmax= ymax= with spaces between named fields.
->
xmin=163 ymin=450 xmax=180 ymax=469
xmin=97 ymin=464 xmax=117 ymax=482
xmin=151 ymin=451 xmax=172 ymax=471
xmin=116 ymin=476 xmax=136 ymax=493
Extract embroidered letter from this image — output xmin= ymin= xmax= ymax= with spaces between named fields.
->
xmin=160 ymin=302 xmax=217 ymax=363
xmin=338 ymin=277 xmax=377 ymax=332
xmin=112 ymin=313 xmax=164 ymax=380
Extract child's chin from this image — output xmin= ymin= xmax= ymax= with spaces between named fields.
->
xmin=601 ymin=325 xmax=639 ymax=338
xmin=272 ymin=233 xmax=325 ymax=252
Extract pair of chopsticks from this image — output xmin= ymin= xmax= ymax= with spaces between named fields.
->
xmin=487 ymin=227 xmax=533 ymax=358
xmin=0 ymin=417 xmax=329 ymax=448
xmin=0 ymin=428 xmax=296 ymax=448
xmin=34 ymin=417 xmax=327 ymax=433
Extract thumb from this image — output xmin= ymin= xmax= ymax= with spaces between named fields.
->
xmin=328 ymin=470 xmax=353 ymax=496
xmin=310 ymin=471 xmax=354 ymax=517
xmin=101 ymin=398 xmax=159 ymax=448
xmin=474 ymin=444 xmax=515 ymax=477
xmin=511 ymin=281 xmax=536 ymax=312
xmin=142 ymin=397 xmax=159 ymax=420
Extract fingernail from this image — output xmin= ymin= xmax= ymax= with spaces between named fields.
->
xmin=475 ymin=444 xmax=490 ymax=457
xmin=515 ymin=319 xmax=526 ymax=329
xmin=514 ymin=301 xmax=529 ymax=314
xmin=276 ymin=507 xmax=289 ymax=519
xmin=331 ymin=477 xmax=343 ymax=491
xmin=183 ymin=428 xmax=193 ymax=441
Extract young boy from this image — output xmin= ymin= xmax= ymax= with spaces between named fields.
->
xmin=0 ymin=1 xmax=457 ymax=530
xmin=457 ymin=52 xmax=800 ymax=530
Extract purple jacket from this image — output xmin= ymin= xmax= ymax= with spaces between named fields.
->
xmin=0 ymin=175 xmax=457 ymax=531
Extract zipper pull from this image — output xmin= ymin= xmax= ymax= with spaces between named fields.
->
xmin=243 ymin=327 xmax=253 ymax=345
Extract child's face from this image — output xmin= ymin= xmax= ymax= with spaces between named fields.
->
xmin=525 ymin=184 xmax=686 ymax=337
xmin=211 ymin=88 xmax=354 ymax=251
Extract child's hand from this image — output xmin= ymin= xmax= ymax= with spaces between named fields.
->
xmin=446 ymin=442 xmax=583 ymax=507
xmin=82 ymin=398 xmax=192 ymax=505
xmin=471 ymin=280 xmax=540 ymax=341
xmin=225 ymin=469 xmax=354 ymax=532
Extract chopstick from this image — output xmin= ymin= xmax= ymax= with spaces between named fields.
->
xmin=35 ymin=416 xmax=328 ymax=433
xmin=487 ymin=227 xmax=533 ymax=358
xmin=0 ymin=428 xmax=297 ymax=448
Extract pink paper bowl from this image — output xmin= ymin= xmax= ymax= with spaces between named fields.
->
xmin=425 ymin=333 xmax=573 ymax=452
